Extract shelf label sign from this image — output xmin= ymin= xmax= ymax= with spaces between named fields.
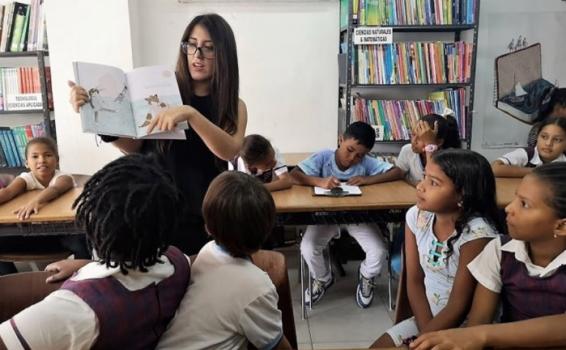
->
xmin=6 ymin=93 xmax=43 ymax=111
xmin=353 ymin=27 xmax=392 ymax=45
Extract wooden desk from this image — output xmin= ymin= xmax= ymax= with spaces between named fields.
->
xmin=0 ymin=188 xmax=83 ymax=237
xmin=282 ymin=152 xmax=311 ymax=167
xmin=273 ymin=180 xmax=416 ymax=213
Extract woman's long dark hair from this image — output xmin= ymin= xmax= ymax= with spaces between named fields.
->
xmin=432 ymin=149 xmax=504 ymax=257
xmin=176 ymin=13 xmax=239 ymax=135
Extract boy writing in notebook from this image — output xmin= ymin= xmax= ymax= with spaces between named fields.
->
xmin=290 ymin=121 xmax=402 ymax=308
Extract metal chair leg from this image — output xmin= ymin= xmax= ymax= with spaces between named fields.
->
xmin=300 ymin=252 xmax=307 ymax=319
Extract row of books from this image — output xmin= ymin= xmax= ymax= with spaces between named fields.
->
xmin=352 ymin=88 xmax=467 ymax=141
xmin=0 ymin=121 xmax=49 ymax=168
xmin=355 ymin=41 xmax=473 ymax=85
xmin=0 ymin=66 xmax=52 ymax=111
xmin=342 ymin=0 xmax=476 ymax=27
xmin=0 ymin=0 xmax=47 ymax=53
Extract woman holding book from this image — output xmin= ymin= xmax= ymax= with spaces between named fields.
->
xmin=69 ymin=13 xmax=247 ymax=255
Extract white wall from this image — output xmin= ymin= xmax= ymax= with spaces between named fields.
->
xmin=47 ymin=0 xmax=338 ymax=174
xmin=45 ymin=0 xmax=134 ymax=174
xmin=470 ymin=0 xmax=566 ymax=160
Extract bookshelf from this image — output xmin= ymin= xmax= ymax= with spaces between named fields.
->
xmin=0 ymin=1 xmax=53 ymax=171
xmin=338 ymin=0 xmax=480 ymax=149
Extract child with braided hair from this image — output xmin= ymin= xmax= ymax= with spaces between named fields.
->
xmin=0 ymin=153 xmax=190 ymax=349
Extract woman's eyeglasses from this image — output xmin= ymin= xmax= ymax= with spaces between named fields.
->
xmin=180 ymin=42 xmax=215 ymax=59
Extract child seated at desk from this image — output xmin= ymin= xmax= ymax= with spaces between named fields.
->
xmin=229 ymin=134 xmax=292 ymax=192
xmin=0 ymin=137 xmax=89 ymax=275
xmin=397 ymin=113 xmax=461 ymax=186
xmin=157 ymin=171 xmax=291 ymax=349
xmin=290 ymin=121 xmax=403 ymax=308
xmin=0 ymin=153 xmax=190 ymax=349
xmin=492 ymin=116 xmax=566 ymax=177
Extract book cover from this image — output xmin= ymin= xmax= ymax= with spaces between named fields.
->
xmin=9 ymin=2 xmax=28 ymax=52
xmin=73 ymin=62 xmax=188 ymax=140
xmin=313 ymin=183 xmax=362 ymax=197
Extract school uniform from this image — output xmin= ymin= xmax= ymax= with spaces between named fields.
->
xmin=468 ymin=236 xmax=566 ymax=322
xmin=157 ymin=241 xmax=283 ymax=350
xmin=228 ymin=148 xmax=288 ymax=183
xmin=298 ymin=149 xmax=392 ymax=281
xmin=396 ymin=144 xmax=424 ymax=186
xmin=385 ymin=206 xmax=499 ymax=346
xmin=0 ymin=246 xmax=190 ymax=350
xmin=497 ymin=147 xmax=566 ymax=167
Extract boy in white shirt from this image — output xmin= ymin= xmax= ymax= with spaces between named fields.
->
xmin=158 ymin=171 xmax=291 ymax=350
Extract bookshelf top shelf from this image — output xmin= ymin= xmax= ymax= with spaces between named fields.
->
xmin=0 ymin=51 xmax=49 ymax=58
xmin=352 ymin=83 xmax=471 ymax=89
xmin=341 ymin=24 xmax=476 ymax=33
xmin=0 ymin=109 xmax=47 ymax=115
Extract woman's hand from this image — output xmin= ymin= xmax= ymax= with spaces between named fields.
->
xmin=410 ymin=328 xmax=485 ymax=350
xmin=45 ymin=259 xmax=91 ymax=283
xmin=13 ymin=200 xmax=44 ymax=220
xmin=146 ymin=105 xmax=197 ymax=133
xmin=68 ymin=81 xmax=89 ymax=113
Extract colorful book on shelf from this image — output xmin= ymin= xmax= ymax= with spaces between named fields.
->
xmin=73 ymin=62 xmax=188 ymax=140
xmin=352 ymin=87 xmax=466 ymax=141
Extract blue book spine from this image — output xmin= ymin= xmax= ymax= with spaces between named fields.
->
xmin=6 ymin=129 xmax=22 ymax=167
xmin=0 ymin=130 xmax=15 ymax=167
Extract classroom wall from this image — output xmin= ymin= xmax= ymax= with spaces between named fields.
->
xmin=45 ymin=0 xmax=566 ymax=174
xmin=470 ymin=0 xmax=566 ymax=160
xmin=45 ymin=0 xmax=132 ymax=174
xmin=47 ymin=0 xmax=338 ymax=174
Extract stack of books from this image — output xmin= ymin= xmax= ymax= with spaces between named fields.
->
xmin=355 ymin=41 xmax=473 ymax=85
xmin=0 ymin=0 xmax=48 ymax=53
xmin=347 ymin=0 xmax=477 ymax=26
xmin=352 ymin=88 xmax=467 ymax=141
xmin=0 ymin=65 xmax=52 ymax=111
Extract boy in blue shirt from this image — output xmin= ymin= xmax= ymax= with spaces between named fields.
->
xmin=291 ymin=122 xmax=403 ymax=308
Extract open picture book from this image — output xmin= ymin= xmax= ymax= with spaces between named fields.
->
xmin=313 ymin=183 xmax=362 ymax=197
xmin=73 ymin=62 xmax=189 ymax=139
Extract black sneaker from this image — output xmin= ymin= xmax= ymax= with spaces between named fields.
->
xmin=305 ymin=274 xmax=334 ymax=306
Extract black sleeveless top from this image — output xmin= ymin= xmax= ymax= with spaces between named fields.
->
xmin=101 ymin=95 xmax=224 ymax=221
xmin=145 ymin=95 xmax=225 ymax=220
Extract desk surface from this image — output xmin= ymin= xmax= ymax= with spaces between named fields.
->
xmin=0 ymin=188 xmax=82 ymax=224
xmin=273 ymin=180 xmax=416 ymax=213
xmin=273 ymin=178 xmax=520 ymax=213
xmin=0 ymin=178 xmax=520 ymax=222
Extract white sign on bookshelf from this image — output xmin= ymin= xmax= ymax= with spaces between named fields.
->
xmin=6 ymin=93 xmax=43 ymax=111
xmin=353 ymin=27 xmax=393 ymax=45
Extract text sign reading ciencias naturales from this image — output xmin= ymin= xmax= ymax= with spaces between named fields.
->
xmin=353 ymin=27 xmax=393 ymax=45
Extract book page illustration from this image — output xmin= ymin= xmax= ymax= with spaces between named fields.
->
xmin=73 ymin=62 xmax=136 ymax=137
xmin=127 ymin=66 xmax=186 ymax=138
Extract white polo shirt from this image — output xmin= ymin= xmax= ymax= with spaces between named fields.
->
xmin=229 ymin=148 xmax=288 ymax=179
xmin=18 ymin=170 xmax=76 ymax=190
xmin=497 ymin=147 xmax=566 ymax=167
xmin=157 ymin=241 xmax=283 ymax=350
xmin=0 ymin=255 xmax=183 ymax=350
xmin=468 ymin=237 xmax=566 ymax=293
